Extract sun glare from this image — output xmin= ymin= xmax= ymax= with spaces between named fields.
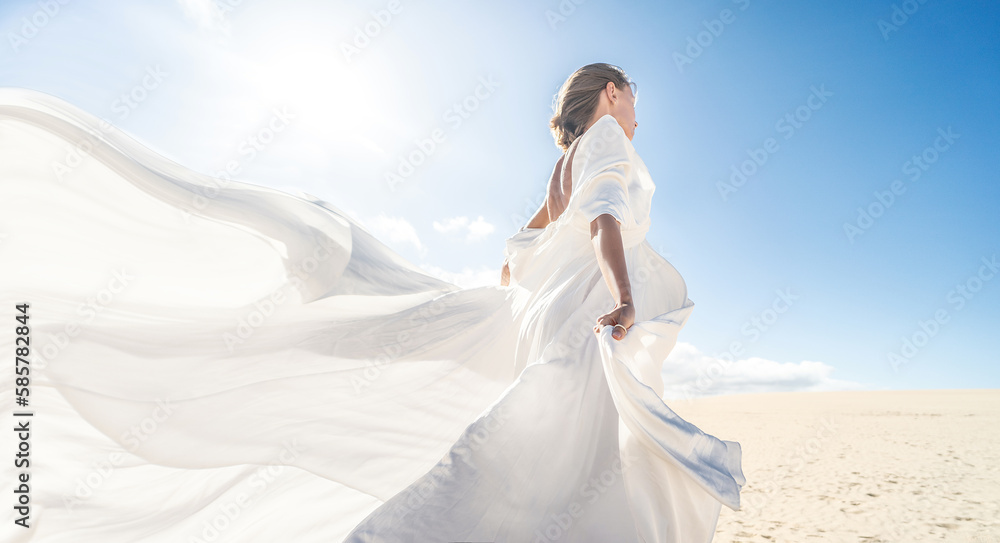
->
xmin=243 ymin=36 xmax=400 ymax=159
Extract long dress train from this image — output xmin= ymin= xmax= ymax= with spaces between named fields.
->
xmin=0 ymin=88 xmax=744 ymax=542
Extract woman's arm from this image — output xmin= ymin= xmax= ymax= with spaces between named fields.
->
xmin=523 ymin=199 xmax=550 ymax=229
xmin=590 ymin=213 xmax=634 ymax=340
xmin=500 ymin=198 xmax=547 ymax=286
xmin=525 ymin=152 xmax=569 ymax=230
xmin=500 ymin=154 xmax=569 ymax=285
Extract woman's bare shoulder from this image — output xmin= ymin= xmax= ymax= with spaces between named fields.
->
xmin=546 ymin=138 xmax=584 ymax=223
xmin=545 ymin=153 xmax=568 ymax=223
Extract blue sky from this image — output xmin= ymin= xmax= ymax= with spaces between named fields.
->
xmin=1 ymin=0 xmax=997 ymax=396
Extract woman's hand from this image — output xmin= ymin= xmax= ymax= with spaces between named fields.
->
xmin=594 ymin=300 xmax=635 ymax=340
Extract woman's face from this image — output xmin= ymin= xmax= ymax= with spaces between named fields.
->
xmin=611 ymin=82 xmax=638 ymax=141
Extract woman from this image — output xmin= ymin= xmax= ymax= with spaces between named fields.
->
xmin=502 ymin=63 xmax=641 ymax=342
xmin=345 ymin=63 xmax=745 ymax=541
xmin=0 ymin=63 xmax=742 ymax=543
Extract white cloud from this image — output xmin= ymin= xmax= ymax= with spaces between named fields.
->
xmin=176 ymin=0 xmax=230 ymax=35
xmin=359 ymin=213 xmax=426 ymax=257
xmin=418 ymin=263 xmax=500 ymax=289
xmin=433 ymin=215 xmax=495 ymax=243
xmin=661 ymin=342 xmax=867 ymax=400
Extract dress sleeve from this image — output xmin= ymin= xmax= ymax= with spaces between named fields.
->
xmin=503 ymin=227 xmax=545 ymax=263
xmin=571 ymin=120 xmax=633 ymax=226
xmin=576 ymin=166 xmax=630 ymax=225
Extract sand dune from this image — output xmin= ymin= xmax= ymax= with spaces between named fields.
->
xmin=670 ymin=389 xmax=1000 ymax=542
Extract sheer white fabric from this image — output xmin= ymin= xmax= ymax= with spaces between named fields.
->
xmin=0 ymin=88 xmax=744 ymax=542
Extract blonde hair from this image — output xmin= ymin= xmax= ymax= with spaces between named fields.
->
xmin=549 ymin=63 xmax=636 ymax=152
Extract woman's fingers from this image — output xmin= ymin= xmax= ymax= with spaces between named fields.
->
xmin=593 ymin=312 xmax=628 ymax=340
xmin=593 ymin=313 xmax=613 ymax=333
xmin=593 ymin=305 xmax=635 ymax=340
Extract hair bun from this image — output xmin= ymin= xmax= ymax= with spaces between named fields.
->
xmin=548 ymin=63 xmax=633 ymax=152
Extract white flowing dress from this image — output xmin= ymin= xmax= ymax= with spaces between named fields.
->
xmin=0 ymin=88 xmax=744 ymax=543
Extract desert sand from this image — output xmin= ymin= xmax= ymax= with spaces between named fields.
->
xmin=669 ymin=389 xmax=1000 ymax=543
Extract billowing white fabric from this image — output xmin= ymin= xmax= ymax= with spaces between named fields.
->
xmin=0 ymin=88 xmax=744 ymax=543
